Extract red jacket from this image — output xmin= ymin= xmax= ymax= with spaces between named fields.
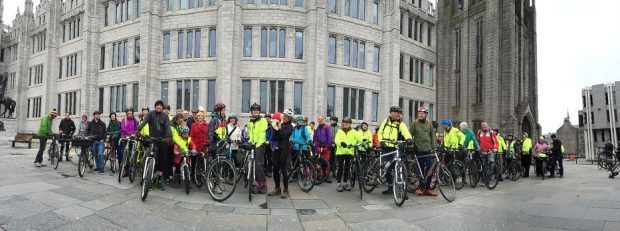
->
xmin=477 ymin=129 xmax=498 ymax=151
xmin=190 ymin=122 xmax=209 ymax=153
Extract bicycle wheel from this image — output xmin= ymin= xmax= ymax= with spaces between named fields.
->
xmin=206 ymin=159 xmax=237 ymax=202
xmin=393 ymin=162 xmax=408 ymax=207
xmin=248 ymin=160 xmax=254 ymax=202
xmin=194 ymin=157 xmax=206 ymax=188
xmin=298 ymin=160 xmax=315 ymax=193
xmin=118 ymin=151 xmax=128 ymax=183
xmin=467 ymin=160 xmax=478 ymax=188
xmin=361 ymin=159 xmax=379 ymax=193
xmin=356 ymin=159 xmax=364 ymax=199
xmin=183 ymin=164 xmax=191 ymax=195
xmin=313 ymin=158 xmax=330 ymax=185
xmin=350 ymin=162 xmax=357 ymax=189
xmin=405 ymin=159 xmax=420 ymax=193
xmin=452 ymin=160 xmax=465 ymax=190
xmin=78 ymin=152 xmax=86 ymax=178
xmin=486 ymin=162 xmax=500 ymax=190
xmin=509 ymin=161 xmax=519 ymax=181
xmin=141 ymin=158 xmax=154 ymax=201
xmin=437 ymin=164 xmax=456 ymax=202
xmin=598 ymin=152 xmax=608 ymax=170
xmin=109 ymin=150 xmax=117 ymax=174
xmin=245 ymin=158 xmax=253 ymax=189
xmin=50 ymin=144 xmax=59 ymax=170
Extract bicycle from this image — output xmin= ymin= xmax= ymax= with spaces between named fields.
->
xmin=406 ymin=148 xmax=456 ymax=202
xmin=140 ymin=137 xmax=166 ymax=201
xmin=118 ymin=136 xmax=139 ymax=183
xmin=178 ymin=150 xmax=196 ymax=195
xmin=205 ymin=139 xmax=237 ymax=202
xmin=193 ymin=144 xmax=209 ymax=189
xmin=104 ymin=134 xmax=118 ymax=174
xmin=465 ymin=150 xmax=483 ymax=188
xmin=480 ymin=151 xmax=500 ymax=189
xmin=502 ymin=152 xmax=522 ymax=181
xmin=360 ymin=140 xmax=409 ymax=206
xmin=73 ymin=136 xmax=95 ymax=178
xmin=287 ymin=148 xmax=316 ymax=193
xmin=439 ymin=148 xmax=465 ymax=190
xmin=47 ymin=134 xmax=61 ymax=169
xmin=350 ymin=141 xmax=370 ymax=199
xmin=311 ymin=145 xmax=331 ymax=185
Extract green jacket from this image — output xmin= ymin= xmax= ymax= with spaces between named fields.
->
xmin=335 ymin=128 xmax=360 ymax=155
xmin=411 ymin=119 xmax=436 ymax=152
xmin=171 ymin=124 xmax=188 ymax=153
xmin=37 ymin=115 xmax=53 ymax=137
xmin=462 ymin=128 xmax=480 ymax=150
xmin=248 ymin=117 xmax=268 ymax=148
xmin=357 ymin=130 xmax=373 ymax=152
xmin=107 ymin=120 xmax=121 ymax=139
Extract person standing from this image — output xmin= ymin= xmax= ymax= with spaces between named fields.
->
xmin=59 ymin=112 xmax=76 ymax=161
xmin=34 ymin=109 xmax=58 ymax=167
xmin=533 ymin=136 xmax=548 ymax=177
xmin=107 ymin=112 xmax=121 ymax=164
xmin=290 ymin=116 xmax=312 ymax=182
xmin=186 ymin=109 xmax=199 ymax=130
xmin=136 ymin=100 xmax=173 ymax=187
xmin=313 ymin=115 xmax=333 ymax=183
xmin=247 ymin=103 xmax=269 ymax=194
xmin=88 ymin=111 xmax=107 ymax=174
xmin=476 ymin=122 xmax=499 ymax=187
xmin=494 ymin=129 xmax=506 ymax=181
xmin=78 ymin=114 xmax=89 ymax=137
xmin=269 ymin=110 xmax=294 ymax=198
xmin=377 ymin=106 xmax=413 ymax=195
xmin=459 ymin=122 xmax=479 ymax=162
xmin=226 ymin=113 xmax=243 ymax=166
xmin=550 ymin=134 xmax=563 ymax=178
xmin=190 ymin=111 xmax=209 ymax=176
xmin=411 ymin=107 xmax=437 ymax=196
xmin=264 ymin=113 xmax=273 ymax=177
xmin=521 ymin=133 xmax=533 ymax=178
xmin=329 ymin=117 xmax=340 ymax=178
xmin=208 ymin=103 xmax=228 ymax=156
xmin=334 ymin=117 xmax=358 ymax=192
xmin=119 ymin=108 xmax=138 ymax=177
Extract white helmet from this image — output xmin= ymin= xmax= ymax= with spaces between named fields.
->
xmin=283 ymin=108 xmax=294 ymax=117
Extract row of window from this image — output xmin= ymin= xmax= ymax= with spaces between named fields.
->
xmin=105 ymin=0 xmax=141 ymax=27
xmin=62 ymin=17 xmax=81 ymax=42
xmin=328 ymin=35 xmax=380 ymax=72
xmin=37 ymin=14 xmax=47 ymax=26
xmin=241 ymin=80 xmax=303 ymax=114
xmin=2 ymin=45 xmax=18 ymax=63
xmin=59 ymin=53 xmax=80 ymax=79
xmin=254 ymin=27 xmax=303 ymax=59
xmin=329 ymin=0 xmax=380 ymax=25
xmin=57 ymin=91 xmax=78 ymax=116
xmin=326 ymin=85 xmax=379 ymax=122
xmin=244 ymin=0 xmax=303 ymax=7
xmin=604 ymin=91 xmax=618 ymax=105
xmin=29 ymin=64 xmax=44 ymax=86
xmin=27 ymin=97 xmax=42 ymax=118
xmin=168 ymin=0 xmax=214 ymax=11
xmin=97 ymin=84 xmax=140 ymax=114
xmin=163 ymin=28 xmax=216 ymax=60
xmin=32 ymin=32 xmax=47 ymax=54
xmin=160 ymin=80 xmax=217 ymax=112
xmin=7 ymin=73 xmax=16 ymax=91
xmin=399 ymin=53 xmax=434 ymax=87
xmin=400 ymin=98 xmax=435 ymax=125
xmin=590 ymin=128 xmax=620 ymax=143
xmin=582 ymin=110 xmax=619 ymax=125
xmin=401 ymin=13 xmax=432 ymax=46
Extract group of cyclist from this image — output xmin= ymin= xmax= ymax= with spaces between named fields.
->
xmin=34 ymin=99 xmax=565 ymax=200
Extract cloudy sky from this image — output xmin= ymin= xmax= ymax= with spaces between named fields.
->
xmin=3 ymin=0 xmax=619 ymax=133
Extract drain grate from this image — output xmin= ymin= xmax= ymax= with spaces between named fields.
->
xmin=297 ymin=209 xmax=316 ymax=215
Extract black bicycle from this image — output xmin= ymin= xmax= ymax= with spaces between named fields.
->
xmin=480 ymin=151 xmax=500 ymax=189
xmin=311 ymin=145 xmax=331 ymax=185
xmin=48 ymin=134 xmax=62 ymax=169
xmin=118 ymin=136 xmax=139 ymax=183
xmin=140 ymin=137 xmax=166 ymax=201
xmin=502 ymin=152 xmax=522 ymax=181
xmin=287 ymin=148 xmax=316 ymax=193
xmin=440 ymin=148 xmax=465 ymax=190
xmin=73 ymin=136 xmax=94 ymax=178
xmin=206 ymin=140 xmax=237 ymax=202
xmin=350 ymin=141 xmax=370 ymax=199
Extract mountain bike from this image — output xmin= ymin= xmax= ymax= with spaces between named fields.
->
xmin=103 ymin=134 xmax=118 ymax=174
xmin=311 ymin=145 xmax=331 ymax=185
xmin=73 ymin=136 xmax=95 ymax=178
xmin=118 ymin=136 xmax=138 ymax=183
xmin=465 ymin=150 xmax=483 ymax=188
xmin=502 ymin=152 xmax=521 ymax=181
xmin=141 ymin=137 xmax=165 ymax=201
xmin=47 ymin=134 xmax=61 ymax=169
xmin=480 ymin=151 xmax=500 ymax=189
xmin=360 ymin=140 xmax=409 ymax=206
xmin=205 ymin=140 xmax=237 ymax=202
xmin=287 ymin=148 xmax=316 ymax=193
xmin=178 ymin=150 xmax=196 ymax=195
xmin=438 ymin=148 xmax=464 ymax=190
xmin=350 ymin=141 xmax=370 ymax=199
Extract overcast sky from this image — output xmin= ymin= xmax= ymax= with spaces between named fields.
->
xmin=3 ymin=0 xmax=619 ymax=133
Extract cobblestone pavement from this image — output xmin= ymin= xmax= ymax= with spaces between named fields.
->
xmin=1 ymin=146 xmax=620 ymax=231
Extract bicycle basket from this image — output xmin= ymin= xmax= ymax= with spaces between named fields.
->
xmin=72 ymin=138 xmax=93 ymax=147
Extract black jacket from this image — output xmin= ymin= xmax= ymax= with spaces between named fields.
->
xmin=275 ymin=122 xmax=294 ymax=152
xmin=87 ymin=119 xmax=107 ymax=141
xmin=59 ymin=118 xmax=76 ymax=135
xmin=551 ymin=139 xmax=562 ymax=155
xmin=137 ymin=111 xmax=172 ymax=138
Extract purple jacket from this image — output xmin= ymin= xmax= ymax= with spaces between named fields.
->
xmin=313 ymin=123 xmax=332 ymax=148
xmin=120 ymin=116 xmax=139 ymax=138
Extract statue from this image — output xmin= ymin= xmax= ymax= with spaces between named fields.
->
xmin=0 ymin=73 xmax=16 ymax=118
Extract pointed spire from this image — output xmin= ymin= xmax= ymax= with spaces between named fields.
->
xmin=25 ymin=0 xmax=34 ymax=15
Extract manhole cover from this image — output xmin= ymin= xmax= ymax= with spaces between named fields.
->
xmin=297 ymin=209 xmax=316 ymax=215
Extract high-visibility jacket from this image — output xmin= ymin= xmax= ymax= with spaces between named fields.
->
xmin=496 ymin=134 xmax=506 ymax=153
xmin=171 ymin=124 xmax=189 ymax=153
xmin=357 ymin=130 xmax=373 ymax=152
xmin=522 ymin=138 xmax=533 ymax=155
xmin=335 ymin=128 xmax=360 ymax=155
xmin=561 ymin=145 xmax=565 ymax=154
xmin=248 ymin=116 xmax=268 ymax=148
xmin=443 ymin=127 xmax=462 ymax=149
xmin=377 ymin=118 xmax=412 ymax=147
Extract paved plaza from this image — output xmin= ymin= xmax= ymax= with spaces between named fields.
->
xmin=1 ymin=146 xmax=620 ymax=231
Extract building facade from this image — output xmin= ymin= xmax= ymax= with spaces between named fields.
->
xmin=556 ymin=113 xmax=580 ymax=156
xmin=580 ymin=81 xmax=619 ymax=159
xmin=0 ymin=0 xmax=437 ymax=133
xmin=435 ymin=0 xmax=539 ymax=137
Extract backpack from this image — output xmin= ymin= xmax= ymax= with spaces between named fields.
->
xmin=381 ymin=117 xmax=405 ymax=141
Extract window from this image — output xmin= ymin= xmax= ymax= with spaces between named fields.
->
xmin=343 ymin=88 xmax=349 ymax=118
xmin=408 ymin=100 xmax=414 ymax=125
xmin=180 ymin=0 xmax=189 ymax=9
xmin=420 ymin=62 xmax=424 ymax=84
xmin=161 ymin=81 xmax=169 ymax=104
xmin=343 ymin=38 xmax=365 ymax=69
xmin=344 ymin=0 xmax=365 ymax=20
xmin=413 ymin=19 xmax=418 ymax=41
xmin=136 ymin=0 xmax=141 ymax=17
xmin=116 ymin=3 xmax=122 ymax=23
xmin=105 ymin=5 xmax=109 ymax=26
xmin=132 ymin=84 xmax=139 ymax=110
xmin=408 ymin=17 xmax=413 ymax=38
xmin=373 ymin=46 xmax=380 ymax=72
xmin=475 ymin=20 xmax=483 ymax=66
xmin=399 ymin=54 xmax=404 ymax=79
xmin=294 ymin=82 xmax=303 ymax=114
xmin=455 ymin=29 xmax=461 ymax=72
xmin=175 ymin=80 xmax=199 ymax=110
xmin=110 ymin=85 xmax=127 ymax=113
xmin=327 ymin=85 xmax=335 ymax=117
xmin=278 ymin=81 xmax=285 ymax=113
xmin=261 ymin=28 xmax=268 ymax=57
xmin=594 ymin=130 xmax=598 ymax=142
xmin=429 ymin=64 xmax=434 ymax=87
xmin=112 ymin=43 xmax=117 ymax=67
xmin=167 ymin=0 xmax=174 ymax=11
xmin=242 ymin=80 xmax=251 ymax=113
xmin=295 ymin=0 xmax=303 ymax=7
xmin=29 ymin=64 xmax=44 ymax=86
xmin=58 ymin=59 xmax=63 ymax=79
xmin=330 ymin=0 xmax=337 ymax=13
xmin=163 ymin=32 xmax=170 ymax=60
xmin=427 ymin=25 xmax=432 ymax=46
xmin=198 ymin=0 xmax=205 ymax=7
xmin=178 ymin=31 xmax=184 ymax=59
xmin=209 ymin=28 xmax=217 ymax=57
xmin=372 ymin=2 xmax=379 ymax=24
xmin=244 ymin=27 xmax=252 ymax=57
xmin=100 ymin=46 xmax=105 ymax=70
xmin=208 ymin=0 xmax=216 ymax=6
xmin=591 ymin=112 xmax=595 ymax=124
xmin=344 ymin=39 xmax=350 ymax=66
xmin=295 ymin=30 xmax=303 ymax=59
xmin=409 ymin=58 xmax=415 ymax=82
xmin=607 ymin=110 xmax=611 ymax=122
xmin=194 ymin=30 xmax=201 ymax=58
xmin=247 ymin=0 xmax=255 ymax=4
xmin=186 ymin=30 xmax=194 ymax=58
xmin=328 ymin=35 xmax=336 ymax=64
xmin=606 ymin=92 xmax=609 ymax=105
xmin=476 ymin=72 xmax=482 ymax=103
xmin=64 ymin=91 xmax=77 ymax=115
xmin=123 ymin=41 xmax=128 ymax=66
xmin=28 ymin=97 xmax=42 ymax=118
xmin=419 ymin=21 xmax=424 ymax=43
xmin=371 ymin=92 xmax=378 ymax=122
xmin=127 ymin=0 xmax=132 ymax=20
xmin=280 ymin=0 xmax=287 ymax=5
xmin=63 ymin=17 xmax=81 ymax=42
xmin=62 ymin=53 xmax=79 ymax=77
xmin=99 ymin=88 xmax=104 ymax=113
xmin=279 ymin=29 xmax=286 ymax=58
xmin=342 ymin=87 xmax=365 ymax=120
xmin=207 ymin=80 xmax=216 ymax=111
xmin=261 ymin=27 xmax=286 ymax=58
xmin=400 ymin=13 xmax=404 ymax=34
xmin=260 ymin=81 xmax=268 ymax=113
xmin=134 ymin=37 xmax=140 ymax=63
xmin=7 ymin=73 xmax=16 ymax=91
xmin=399 ymin=98 xmax=403 ymax=109
xmin=111 ymin=40 xmax=128 ymax=67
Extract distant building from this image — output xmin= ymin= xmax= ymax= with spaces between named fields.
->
xmin=580 ymin=81 xmax=619 ymax=159
xmin=556 ymin=113 xmax=580 ymax=156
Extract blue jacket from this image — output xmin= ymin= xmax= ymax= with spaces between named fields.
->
xmin=291 ymin=125 xmax=311 ymax=151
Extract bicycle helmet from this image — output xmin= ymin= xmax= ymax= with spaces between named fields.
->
xmin=228 ymin=113 xmax=238 ymax=120
xmin=342 ymin=117 xmax=352 ymax=123
xmin=179 ymin=125 xmax=190 ymax=134
xmin=283 ymin=108 xmax=294 ymax=117
xmin=417 ymin=106 xmax=429 ymax=113
xmin=250 ymin=103 xmax=261 ymax=111
xmin=214 ymin=102 xmax=226 ymax=111
xmin=295 ymin=116 xmax=305 ymax=122
xmin=441 ymin=119 xmax=452 ymax=126
xmin=272 ymin=112 xmax=283 ymax=122
xmin=390 ymin=106 xmax=403 ymax=113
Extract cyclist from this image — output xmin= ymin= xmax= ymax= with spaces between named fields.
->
xmin=227 ymin=113 xmax=243 ymax=166
xmin=358 ymin=122 xmax=372 ymax=152
xmin=59 ymin=112 xmax=76 ymax=161
xmin=411 ymin=106 xmax=437 ymax=196
xmin=170 ymin=115 xmax=187 ymax=185
xmin=442 ymin=120 xmax=462 ymax=151
xmin=372 ymin=127 xmax=380 ymax=148
xmin=476 ymin=121 xmax=499 ymax=186
xmin=533 ymin=136 xmax=548 ymax=177
xmin=189 ymin=111 xmax=208 ymax=176
xmin=88 ymin=111 xmax=107 ymax=174
xmin=138 ymin=107 xmax=150 ymax=136
xmin=107 ymin=112 xmax=121 ymax=163
xmin=290 ymin=115 xmax=312 ymax=183
xmin=119 ymin=108 xmax=138 ymax=177
xmin=208 ymin=102 xmax=228 ymax=158
xmin=164 ymin=105 xmax=173 ymax=120
xmin=504 ymin=134 xmax=516 ymax=174
xmin=377 ymin=106 xmax=413 ymax=195
xmin=314 ymin=115 xmax=333 ymax=183
xmin=247 ymin=103 xmax=269 ymax=194
xmin=34 ymin=109 xmax=58 ymax=167
xmin=173 ymin=125 xmax=196 ymax=184
xmin=458 ymin=122 xmax=480 ymax=161
xmin=269 ymin=110 xmax=294 ymax=198
xmin=494 ymin=129 xmax=506 ymax=181
xmin=186 ymin=109 xmax=199 ymax=129
xmin=136 ymin=100 xmax=172 ymax=189
xmin=521 ymin=132 xmax=533 ymax=177
xmin=335 ymin=117 xmax=358 ymax=192
xmin=549 ymin=134 xmax=563 ymax=178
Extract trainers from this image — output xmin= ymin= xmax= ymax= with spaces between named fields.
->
xmin=382 ymin=187 xmax=393 ymax=195
xmin=281 ymin=189 xmax=289 ymax=199
xmin=40 ymin=162 xmax=47 ymax=167
xmin=268 ymin=188 xmax=282 ymax=196
xmin=415 ymin=189 xmax=424 ymax=196
xmin=98 ymin=170 xmax=104 ymax=175
xmin=34 ymin=162 xmax=42 ymax=167
xmin=337 ymin=183 xmax=343 ymax=192
xmin=344 ymin=182 xmax=351 ymax=191
xmin=423 ymin=190 xmax=438 ymax=197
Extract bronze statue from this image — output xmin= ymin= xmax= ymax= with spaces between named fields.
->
xmin=0 ymin=73 xmax=16 ymax=118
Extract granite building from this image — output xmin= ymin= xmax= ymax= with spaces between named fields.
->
xmin=580 ymin=81 xmax=619 ymax=160
xmin=0 ymin=0 xmax=438 ymax=134
xmin=435 ymin=0 xmax=540 ymax=137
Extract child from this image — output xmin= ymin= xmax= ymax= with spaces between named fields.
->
xmin=173 ymin=126 xmax=197 ymax=185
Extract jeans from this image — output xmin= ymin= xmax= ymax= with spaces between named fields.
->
xmin=34 ymin=137 xmax=48 ymax=163
xmin=483 ymin=152 xmax=496 ymax=182
xmin=551 ymin=153 xmax=564 ymax=176
xmin=382 ymin=147 xmax=397 ymax=186
xmin=92 ymin=141 xmax=105 ymax=170
xmin=416 ymin=151 xmax=433 ymax=190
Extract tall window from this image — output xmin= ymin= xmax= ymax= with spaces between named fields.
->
xmin=261 ymin=28 xmax=268 ymax=57
xmin=343 ymin=39 xmax=350 ymax=66
xmin=167 ymin=0 xmax=174 ymax=11
xmin=29 ymin=64 xmax=44 ymax=86
xmin=195 ymin=30 xmax=201 ymax=58
xmin=209 ymin=28 xmax=217 ymax=57
xmin=295 ymin=30 xmax=304 ymax=59
xmin=342 ymin=87 xmax=365 ymax=120
xmin=420 ymin=61 xmax=424 ymax=84
xmin=100 ymin=46 xmax=106 ymax=70
xmin=428 ymin=64 xmax=434 ymax=87
xmin=372 ymin=2 xmax=379 ymax=24
xmin=279 ymin=29 xmax=286 ymax=58
xmin=371 ymin=92 xmax=378 ymax=122
xmin=111 ymin=40 xmax=128 ymax=67
xmin=260 ymin=80 xmax=287 ymax=113
xmin=327 ymin=85 xmax=335 ymax=117
xmin=244 ymin=27 xmax=252 ymax=57
xmin=134 ymin=37 xmax=140 ymax=63
xmin=207 ymin=80 xmax=216 ymax=111
xmin=455 ymin=29 xmax=461 ymax=72
xmin=64 ymin=91 xmax=77 ymax=115
xmin=413 ymin=19 xmax=418 ymax=41
xmin=198 ymin=0 xmax=205 ymax=7
xmin=180 ymin=0 xmax=189 ymax=9
xmin=28 ymin=97 xmax=42 ymax=118
xmin=161 ymin=81 xmax=169 ymax=104
xmin=345 ymin=0 xmax=365 ymax=20
xmin=127 ymin=0 xmax=132 ymax=20
xmin=163 ymin=32 xmax=170 ymax=60
xmin=399 ymin=54 xmax=404 ymax=79
xmin=373 ymin=46 xmax=380 ymax=72
xmin=99 ymin=88 xmax=104 ymax=113
xmin=176 ymin=80 xmax=199 ymax=110
xmin=186 ymin=30 xmax=194 ymax=58
xmin=247 ymin=0 xmax=255 ymax=4
xmin=409 ymin=58 xmax=415 ymax=82
xmin=132 ymin=84 xmax=139 ymax=110
xmin=110 ymin=85 xmax=127 ymax=113
xmin=328 ymin=35 xmax=337 ymax=64
xmin=260 ymin=81 xmax=268 ymax=113
xmin=295 ymin=0 xmax=303 ymax=7
xmin=208 ymin=0 xmax=216 ymax=6
xmin=475 ymin=20 xmax=483 ymax=103
xmin=105 ymin=5 xmax=109 ymax=26
xmin=178 ymin=31 xmax=184 ymax=59
xmin=408 ymin=17 xmax=413 ymax=38
xmin=294 ymin=82 xmax=303 ymax=114
xmin=343 ymin=88 xmax=349 ymax=118
xmin=242 ymin=80 xmax=251 ymax=113
xmin=427 ymin=25 xmax=432 ymax=46
xmin=136 ymin=0 xmax=141 ymax=17
xmin=261 ymin=27 xmax=285 ymax=58
xmin=343 ymin=38 xmax=365 ymax=69
xmin=330 ymin=0 xmax=337 ymax=13
xmin=123 ymin=41 xmax=128 ymax=66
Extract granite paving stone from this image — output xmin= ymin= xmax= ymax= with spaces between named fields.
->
xmin=53 ymin=204 xmax=95 ymax=220
xmin=302 ymin=218 xmax=351 ymax=231
xmin=292 ymin=199 xmax=329 ymax=209
xmin=197 ymin=213 xmax=267 ymax=231
xmin=1 ymin=212 xmax=71 ymax=231
xmin=50 ymin=187 xmax=98 ymax=202
xmin=267 ymin=215 xmax=303 ymax=231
